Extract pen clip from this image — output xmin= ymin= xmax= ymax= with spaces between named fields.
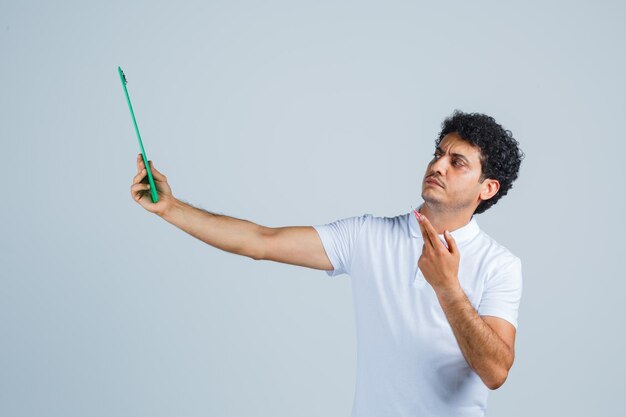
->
xmin=121 ymin=69 xmax=128 ymax=85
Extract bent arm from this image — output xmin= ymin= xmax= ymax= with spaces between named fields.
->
xmin=436 ymin=286 xmax=516 ymax=390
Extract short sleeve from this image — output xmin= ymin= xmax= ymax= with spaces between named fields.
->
xmin=478 ymin=257 xmax=523 ymax=330
xmin=312 ymin=213 xmax=372 ymax=277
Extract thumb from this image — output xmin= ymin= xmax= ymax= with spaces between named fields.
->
xmin=444 ymin=230 xmax=458 ymax=255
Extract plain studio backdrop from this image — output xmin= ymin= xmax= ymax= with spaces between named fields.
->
xmin=1 ymin=0 xmax=624 ymax=416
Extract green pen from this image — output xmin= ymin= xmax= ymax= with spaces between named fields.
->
xmin=118 ymin=66 xmax=159 ymax=203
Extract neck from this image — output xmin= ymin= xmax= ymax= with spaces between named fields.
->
xmin=418 ymin=202 xmax=475 ymax=235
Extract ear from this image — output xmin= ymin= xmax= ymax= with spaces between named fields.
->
xmin=479 ymin=178 xmax=500 ymax=201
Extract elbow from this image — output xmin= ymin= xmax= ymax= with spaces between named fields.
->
xmin=486 ymin=368 xmax=509 ymax=390
xmin=486 ymin=348 xmax=515 ymax=390
xmin=250 ymin=226 xmax=270 ymax=261
xmin=249 ymin=242 xmax=265 ymax=261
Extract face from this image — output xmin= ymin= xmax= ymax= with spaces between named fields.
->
xmin=421 ymin=132 xmax=499 ymax=212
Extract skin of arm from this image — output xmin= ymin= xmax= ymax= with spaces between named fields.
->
xmin=131 ymin=154 xmax=266 ymax=260
xmin=160 ymin=198 xmax=267 ymax=260
xmin=415 ymin=211 xmax=516 ymax=390
xmin=131 ymin=155 xmax=334 ymax=269
xmin=158 ymin=199 xmax=335 ymax=271
xmin=435 ymin=287 xmax=515 ymax=390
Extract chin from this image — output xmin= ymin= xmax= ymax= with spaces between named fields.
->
xmin=421 ymin=191 xmax=444 ymax=205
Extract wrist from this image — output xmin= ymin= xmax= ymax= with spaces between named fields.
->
xmin=159 ymin=197 xmax=183 ymax=221
xmin=435 ymin=282 xmax=465 ymax=304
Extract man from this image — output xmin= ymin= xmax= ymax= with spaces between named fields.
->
xmin=130 ymin=109 xmax=525 ymax=417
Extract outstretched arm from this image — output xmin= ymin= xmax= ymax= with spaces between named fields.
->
xmin=160 ymin=199 xmax=267 ymax=260
xmin=131 ymin=154 xmax=334 ymax=269
xmin=161 ymin=202 xmax=335 ymax=272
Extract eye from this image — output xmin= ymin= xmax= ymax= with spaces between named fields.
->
xmin=453 ymin=160 xmax=464 ymax=167
xmin=432 ymin=152 xmax=441 ymax=159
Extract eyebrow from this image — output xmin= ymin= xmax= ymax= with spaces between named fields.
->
xmin=435 ymin=146 xmax=471 ymax=164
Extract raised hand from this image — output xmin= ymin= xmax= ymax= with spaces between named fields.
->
xmin=130 ymin=153 xmax=176 ymax=216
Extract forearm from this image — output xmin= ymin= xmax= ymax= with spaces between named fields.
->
xmin=436 ymin=285 xmax=513 ymax=390
xmin=159 ymin=198 xmax=265 ymax=260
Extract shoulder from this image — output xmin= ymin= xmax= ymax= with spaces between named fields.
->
xmin=474 ymin=229 xmax=522 ymax=274
xmin=358 ymin=212 xmax=410 ymax=234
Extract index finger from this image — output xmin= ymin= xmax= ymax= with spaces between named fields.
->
xmin=136 ymin=153 xmax=144 ymax=171
xmin=415 ymin=211 xmax=434 ymax=248
xmin=419 ymin=214 xmax=443 ymax=250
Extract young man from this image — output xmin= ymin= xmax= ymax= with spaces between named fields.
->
xmin=130 ymin=109 xmax=525 ymax=417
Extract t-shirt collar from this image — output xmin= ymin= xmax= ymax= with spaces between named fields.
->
xmin=408 ymin=203 xmax=480 ymax=244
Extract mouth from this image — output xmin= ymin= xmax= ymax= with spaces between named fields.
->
xmin=425 ymin=178 xmax=444 ymax=188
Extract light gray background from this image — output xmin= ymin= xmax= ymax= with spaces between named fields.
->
xmin=1 ymin=0 xmax=624 ymax=416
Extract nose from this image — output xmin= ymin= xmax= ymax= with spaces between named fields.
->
xmin=430 ymin=154 xmax=449 ymax=176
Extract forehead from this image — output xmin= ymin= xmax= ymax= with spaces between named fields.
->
xmin=438 ymin=132 xmax=482 ymax=163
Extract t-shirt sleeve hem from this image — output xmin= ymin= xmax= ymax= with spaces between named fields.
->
xmin=312 ymin=224 xmax=344 ymax=277
xmin=478 ymin=308 xmax=518 ymax=330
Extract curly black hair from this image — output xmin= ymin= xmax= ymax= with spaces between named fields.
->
xmin=436 ymin=110 xmax=525 ymax=215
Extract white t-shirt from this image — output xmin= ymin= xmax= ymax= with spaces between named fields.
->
xmin=312 ymin=206 xmax=523 ymax=417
